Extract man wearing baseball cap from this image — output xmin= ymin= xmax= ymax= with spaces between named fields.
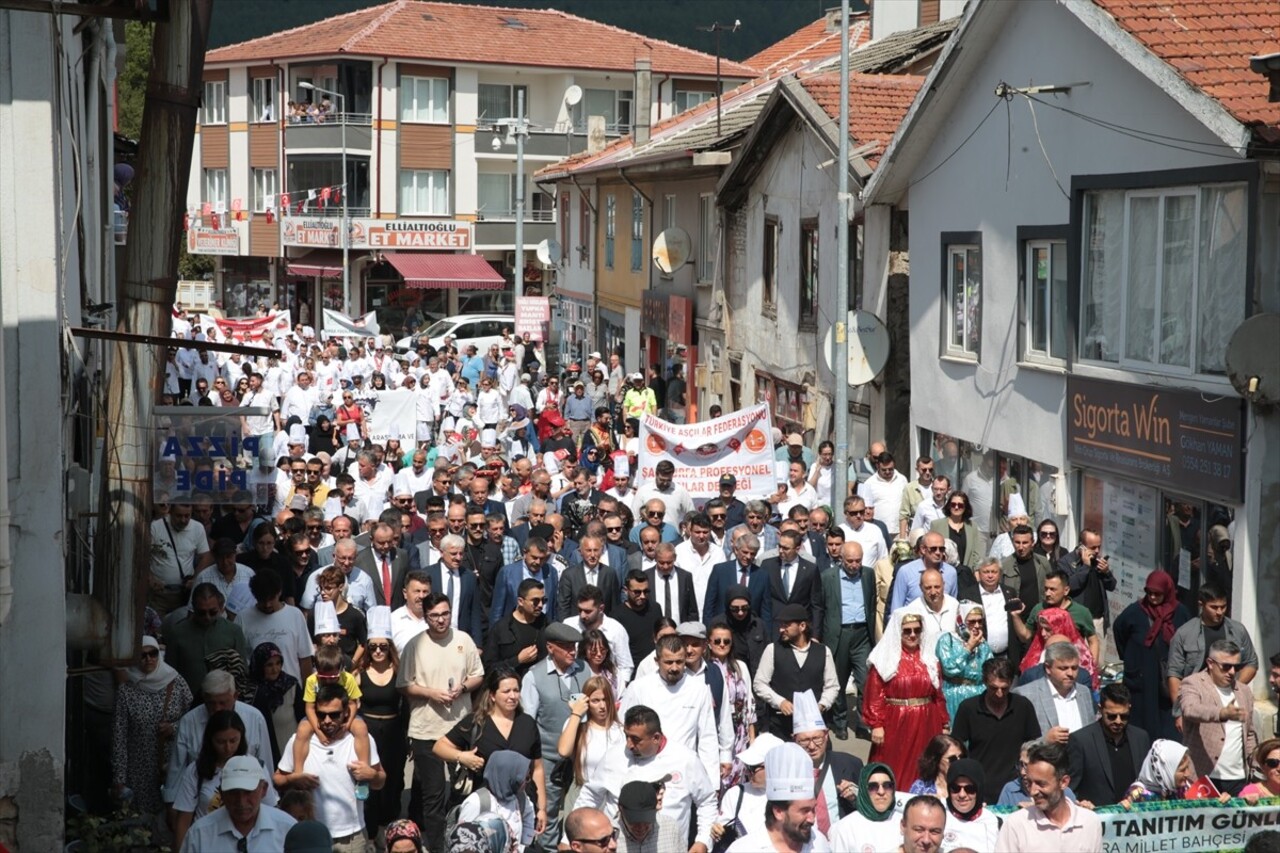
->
xmin=179 ymin=755 xmax=295 ymax=852
xmin=617 ymin=779 xmax=684 ymax=852
xmin=622 ymin=371 xmax=656 ymax=420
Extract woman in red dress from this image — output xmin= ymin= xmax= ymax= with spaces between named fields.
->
xmin=863 ymin=611 xmax=950 ymax=791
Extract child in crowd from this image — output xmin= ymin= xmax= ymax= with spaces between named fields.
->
xmin=290 ymin=602 xmax=371 ymax=773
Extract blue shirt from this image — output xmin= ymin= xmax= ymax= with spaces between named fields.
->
xmin=562 ymin=393 xmax=593 ymax=420
xmin=996 ymin=777 xmax=1077 ymax=807
xmin=887 ymin=558 xmax=958 ymax=613
xmin=839 ymin=569 xmax=867 ymax=624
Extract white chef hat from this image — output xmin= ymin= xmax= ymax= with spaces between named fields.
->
xmin=613 ymin=453 xmax=630 ymax=478
xmin=481 ymin=428 xmax=498 ymax=448
xmin=764 ymin=742 xmax=815 ymax=801
xmin=366 ymin=605 xmax=393 ymax=641
xmin=1006 ymin=493 xmax=1027 ymax=519
xmin=345 ymin=423 xmax=361 ymax=444
xmin=312 ymin=600 xmax=339 ymax=636
xmin=225 ymin=582 xmax=256 ymax=616
xmin=288 ymin=424 xmax=307 ymax=446
xmin=791 ymin=690 xmax=827 ymax=735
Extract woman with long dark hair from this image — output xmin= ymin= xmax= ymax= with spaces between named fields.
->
xmin=357 ymin=609 xmax=406 ymax=842
xmin=930 ymin=490 xmax=983 ymax=570
xmin=172 ymin=710 xmax=276 ymax=849
xmin=907 ymin=734 xmax=967 ymax=797
xmin=1034 ymin=519 xmax=1069 ymax=563
xmin=579 ymin=628 xmax=618 ymax=695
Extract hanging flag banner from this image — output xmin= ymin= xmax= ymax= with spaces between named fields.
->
xmin=196 ymin=310 xmax=293 ymax=345
xmin=988 ymin=797 xmax=1280 ymax=853
xmin=321 ymin=308 xmax=381 ymax=340
xmin=638 ymin=403 xmax=775 ymax=499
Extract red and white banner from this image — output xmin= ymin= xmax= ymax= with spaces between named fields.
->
xmin=196 ymin=310 xmax=293 ymax=345
xmin=638 ymin=403 xmax=775 ymax=499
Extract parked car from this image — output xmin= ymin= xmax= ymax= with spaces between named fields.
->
xmin=395 ymin=314 xmax=516 ymax=354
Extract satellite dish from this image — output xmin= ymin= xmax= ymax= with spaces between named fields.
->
xmin=651 ymin=227 xmax=692 ymax=274
xmin=563 ymin=85 xmax=583 ymax=107
xmin=823 ymin=310 xmax=891 ymax=385
xmin=536 ymin=238 xmax=562 ymax=267
xmin=1226 ymin=312 xmax=1280 ymax=405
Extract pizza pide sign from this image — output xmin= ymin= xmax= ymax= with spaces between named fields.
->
xmin=638 ymin=403 xmax=775 ymax=499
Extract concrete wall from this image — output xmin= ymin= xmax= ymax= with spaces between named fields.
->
xmin=0 ymin=9 xmax=80 ymax=849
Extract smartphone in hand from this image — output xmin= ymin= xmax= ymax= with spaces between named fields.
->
xmin=1005 ymin=598 xmax=1024 ymax=613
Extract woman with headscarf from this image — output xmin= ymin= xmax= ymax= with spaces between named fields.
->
xmin=455 ymin=750 xmax=534 ymax=853
xmin=1019 ymin=606 xmax=1100 ymax=690
xmin=247 ymin=641 xmax=301 ymax=765
xmin=942 ymin=758 xmax=1000 ymax=850
xmin=828 ymin=762 xmax=907 ymax=852
xmin=1112 ymin=569 xmax=1190 ymax=740
xmin=502 ymin=403 xmax=536 ymax=458
xmin=385 ymin=819 xmax=426 ymax=853
xmin=723 ymin=585 xmax=769 ymax=678
xmin=863 ymin=611 xmax=949 ymax=790
xmin=937 ymin=602 xmax=993 ymax=721
xmin=111 ymin=636 xmax=193 ymax=815
xmin=1121 ymin=739 xmax=1228 ymax=807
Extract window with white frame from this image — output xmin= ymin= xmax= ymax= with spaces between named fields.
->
xmin=698 ymin=194 xmax=715 ymax=281
xmin=251 ymin=77 xmax=276 ymax=122
xmin=251 ymin=168 xmax=277 ymax=213
xmin=630 ymin=192 xmax=644 ymax=271
xmin=1024 ymin=239 xmax=1068 ymax=363
xmin=203 ymin=168 xmax=227 ymax=210
xmin=1080 ymin=183 xmax=1247 ymax=374
xmin=202 ymin=80 xmax=226 ymax=125
xmin=399 ymin=169 xmax=449 ymax=215
xmin=674 ymin=90 xmax=714 ymax=113
xmin=574 ymin=89 xmax=633 ymax=132
xmin=943 ymin=236 xmax=982 ymax=359
xmin=478 ymin=83 xmax=527 ymax=123
xmin=401 ymin=76 xmax=449 ymax=123
xmin=605 ymin=194 xmax=616 ymax=269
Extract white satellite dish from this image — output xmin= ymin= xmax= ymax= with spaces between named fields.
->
xmin=536 ymin=238 xmax=562 ymax=267
xmin=563 ymin=85 xmax=583 ymax=107
xmin=651 ymin=227 xmax=692 ymax=274
xmin=823 ymin=310 xmax=891 ymax=385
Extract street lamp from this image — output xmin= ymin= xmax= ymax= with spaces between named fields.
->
xmin=299 ymin=81 xmax=350 ymax=314
xmin=492 ymin=90 xmax=530 ymax=300
xmin=696 ymin=19 xmax=740 ymax=136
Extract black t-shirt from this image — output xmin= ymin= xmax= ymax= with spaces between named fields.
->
xmin=1201 ymin=622 xmax=1226 ymax=670
xmin=444 ymin=712 xmax=541 ymax=761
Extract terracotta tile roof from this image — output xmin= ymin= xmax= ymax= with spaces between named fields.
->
xmin=746 ymin=12 xmax=872 ymax=75
xmin=799 ymin=72 xmax=926 ymax=165
xmin=206 ymin=0 xmax=758 ymax=77
xmin=1092 ymin=0 xmax=1280 ymax=134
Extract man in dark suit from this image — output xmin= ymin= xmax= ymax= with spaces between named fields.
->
xmin=464 ymin=474 xmax=507 ymax=520
xmin=428 ymin=533 xmax=483 ymax=645
xmin=358 ymin=522 xmax=412 ymax=609
xmin=646 ymin=542 xmax=697 ymax=624
xmin=821 ymin=540 xmax=876 ymax=740
xmin=1067 ymin=683 xmax=1151 ymax=807
xmin=811 ymin=525 xmax=844 ymax=573
xmin=625 ymin=524 xmax=662 ymax=579
xmin=958 ymin=558 xmax=1025 ymax=662
xmin=557 ymin=533 xmax=620 ymax=617
xmin=702 ymin=530 xmax=763 ymax=625
xmin=489 ymin=537 xmax=559 ymax=626
xmin=751 ymin=530 xmax=825 ymax=637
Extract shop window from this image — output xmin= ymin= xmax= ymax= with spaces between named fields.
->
xmin=202 ymin=80 xmax=226 ymax=125
xmin=762 ymin=216 xmax=779 ymax=313
xmin=1020 ymin=232 xmax=1068 ymax=365
xmin=942 ymin=232 xmax=982 ymax=360
xmin=799 ymin=219 xmax=819 ymax=328
xmin=1079 ymin=183 xmax=1247 ymax=375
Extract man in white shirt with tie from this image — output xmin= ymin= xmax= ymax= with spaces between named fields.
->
xmin=674 ymin=513 xmax=720 ymax=617
xmin=647 ymin=543 xmax=696 ymax=624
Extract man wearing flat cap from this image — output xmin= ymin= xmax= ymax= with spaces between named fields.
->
xmin=753 ymin=603 xmax=840 ymax=740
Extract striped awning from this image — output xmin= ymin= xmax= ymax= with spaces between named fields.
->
xmin=384 ymin=252 xmax=506 ymax=290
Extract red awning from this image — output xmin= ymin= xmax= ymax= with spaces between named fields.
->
xmin=385 ymin=252 xmax=506 ymax=290
xmin=285 ymin=250 xmax=344 ymax=278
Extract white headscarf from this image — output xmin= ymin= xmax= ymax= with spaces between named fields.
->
xmin=124 ymin=636 xmax=182 ymax=694
xmin=1135 ymin=739 xmax=1188 ymax=797
xmin=867 ymin=611 xmax=940 ymax=688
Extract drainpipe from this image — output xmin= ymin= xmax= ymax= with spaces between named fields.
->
xmin=0 ymin=290 xmax=11 ymax=627
xmin=375 ymin=56 xmax=389 ymax=217
xmin=655 ymin=73 xmax=671 ymax=122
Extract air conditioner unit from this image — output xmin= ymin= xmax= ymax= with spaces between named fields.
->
xmin=503 ymin=251 xmax=518 ymax=271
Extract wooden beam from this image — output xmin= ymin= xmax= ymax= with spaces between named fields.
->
xmin=69 ymin=326 xmax=282 ymax=358
xmin=0 ymin=0 xmax=169 ymax=22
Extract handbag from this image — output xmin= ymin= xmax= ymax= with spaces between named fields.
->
xmin=711 ymin=784 xmax=747 ymax=853
xmin=449 ymin=719 xmax=480 ymax=801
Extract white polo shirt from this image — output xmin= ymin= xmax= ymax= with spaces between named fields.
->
xmin=277 ymin=730 xmax=380 ymax=838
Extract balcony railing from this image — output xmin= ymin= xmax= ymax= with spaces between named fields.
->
xmin=286 ymin=111 xmax=373 ymax=127
xmin=285 ymin=207 xmax=371 ymax=219
xmin=475 ymin=208 xmax=556 ymax=222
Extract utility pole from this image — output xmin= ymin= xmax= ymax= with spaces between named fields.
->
xmin=833 ymin=0 xmax=851 ymax=509
xmin=96 ymin=0 xmax=212 ymax=663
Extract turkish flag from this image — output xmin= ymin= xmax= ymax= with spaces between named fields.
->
xmin=279 ymin=192 xmax=290 ymax=210
xmin=1184 ymin=777 xmax=1220 ymax=799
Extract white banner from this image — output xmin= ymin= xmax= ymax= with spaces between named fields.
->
xmin=364 ymin=390 xmax=417 ymax=444
xmin=637 ymin=403 xmax=775 ymax=500
xmin=321 ymin=308 xmax=380 ymax=340
xmin=195 ymin=310 xmax=292 ymax=345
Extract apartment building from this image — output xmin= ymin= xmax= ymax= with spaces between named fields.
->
xmin=185 ymin=0 xmax=752 ymax=335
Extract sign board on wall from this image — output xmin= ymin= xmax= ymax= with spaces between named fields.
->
xmin=187 ymin=226 xmax=241 ymax=256
xmin=515 ymin=296 xmax=550 ymax=341
xmin=1066 ymin=375 xmax=1245 ymax=504
xmin=281 ymin=217 xmax=472 ymax=250
xmin=640 ymin=292 xmax=693 ymax=345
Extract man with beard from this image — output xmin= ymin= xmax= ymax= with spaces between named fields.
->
xmin=483 ymin=578 xmax=548 ymax=677
xmin=726 ymin=741 xmax=827 ymax=852
xmin=994 ymin=741 xmax=1101 ymax=851
xmin=753 ymin=603 xmax=839 ymax=740
xmin=460 ymin=507 xmax=503 ymax=618
xmin=612 ymin=570 xmax=659 ymax=667
xmin=579 ymin=406 xmax=614 ymax=459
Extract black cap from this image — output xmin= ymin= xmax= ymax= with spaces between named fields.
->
xmin=618 ymin=780 xmax=658 ymax=822
xmin=777 ymin=603 xmax=809 ymax=624
xmin=719 ymin=474 xmax=737 ymax=487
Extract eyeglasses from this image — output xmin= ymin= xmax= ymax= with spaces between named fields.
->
xmin=728 ymin=605 xmax=750 ymax=614
xmin=924 ymin=546 xmax=946 ymax=553
xmin=293 ymin=549 xmax=310 ymax=556
xmin=140 ymin=649 xmax=160 ymax=660
xmin=901 ymin=627 xmax=922 ymax=636
xmin=1039 ymin=531 xmax=1057 ymax=538
xmin=605 ymin=526 xmax=623 ymax=533
xmin=1103 ymin=711 xmax=1130 ymax=721
xmin=367 ymin=643 xmax=390 ymax=652
xmin=426 ymin=611 xmax=452 ymax=622
xmin=864 ymin=781 xmax=894 ymax=793
xmin=709 ymin=513 xmax=726 ymax=520
xmin=1263 ymin=758 xmax=1280 ymax=769
xmin=951 ymin=783 xmax=978 ymax=795
xmin=948 ymin=502 xmax=966 ymax=509
xmin=467 ymin=522 xmax=486 ymax=529
xmin=795 ymin=735 xmax=826 ymax=748
xmin=306 ymin=523 xmax=323 ymax=531
xmin=710 ymin=638 xmax=732 ymax=646
xmin=845 ymin=510 xmax=864 ymax=517
xmin=1210 ymin=659 xmax=1241 ymax=671
xmin=573 ymin=829 xmax=619 ymax=847
xmin=524 ymin=597 xmax=545 ymax=605
xmin=315 ymin=709 xmax=346 ymax=721
xmin=646 ymin=511 xmax=664 ymax=517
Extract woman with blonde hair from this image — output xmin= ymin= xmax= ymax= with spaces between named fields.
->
xmin=556 ymin=674 xmax=624 ymax=795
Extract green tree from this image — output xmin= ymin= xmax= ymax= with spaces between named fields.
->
xmin=117 ymin=21 xmax=153 ymax=139
xmin=178 ymin=243 xmax=214 ymax=280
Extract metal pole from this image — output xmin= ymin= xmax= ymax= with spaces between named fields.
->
xmin=833 ymin=0 xmax=851 ymax=508
xmin=514 ymin=89 xmax=525 ymax=300
xmin=340 ymin=92 xmax=349 ymax=315
xmin=715 ymin=29 xmax=722 ymax=136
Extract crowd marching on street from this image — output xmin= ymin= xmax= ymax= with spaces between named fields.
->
xmin=110 ymin=314 xmax=1280 ymax=853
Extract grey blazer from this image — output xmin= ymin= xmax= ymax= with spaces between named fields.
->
xmin=1013 ymin=677 xmax=1096 ymax=734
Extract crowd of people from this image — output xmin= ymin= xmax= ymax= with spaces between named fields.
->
xmin=110 ymin=319 xmax=1280 ymax=852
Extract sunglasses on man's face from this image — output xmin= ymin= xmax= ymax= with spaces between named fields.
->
xmin=315 ymin=709 xmax=346 ymax=721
